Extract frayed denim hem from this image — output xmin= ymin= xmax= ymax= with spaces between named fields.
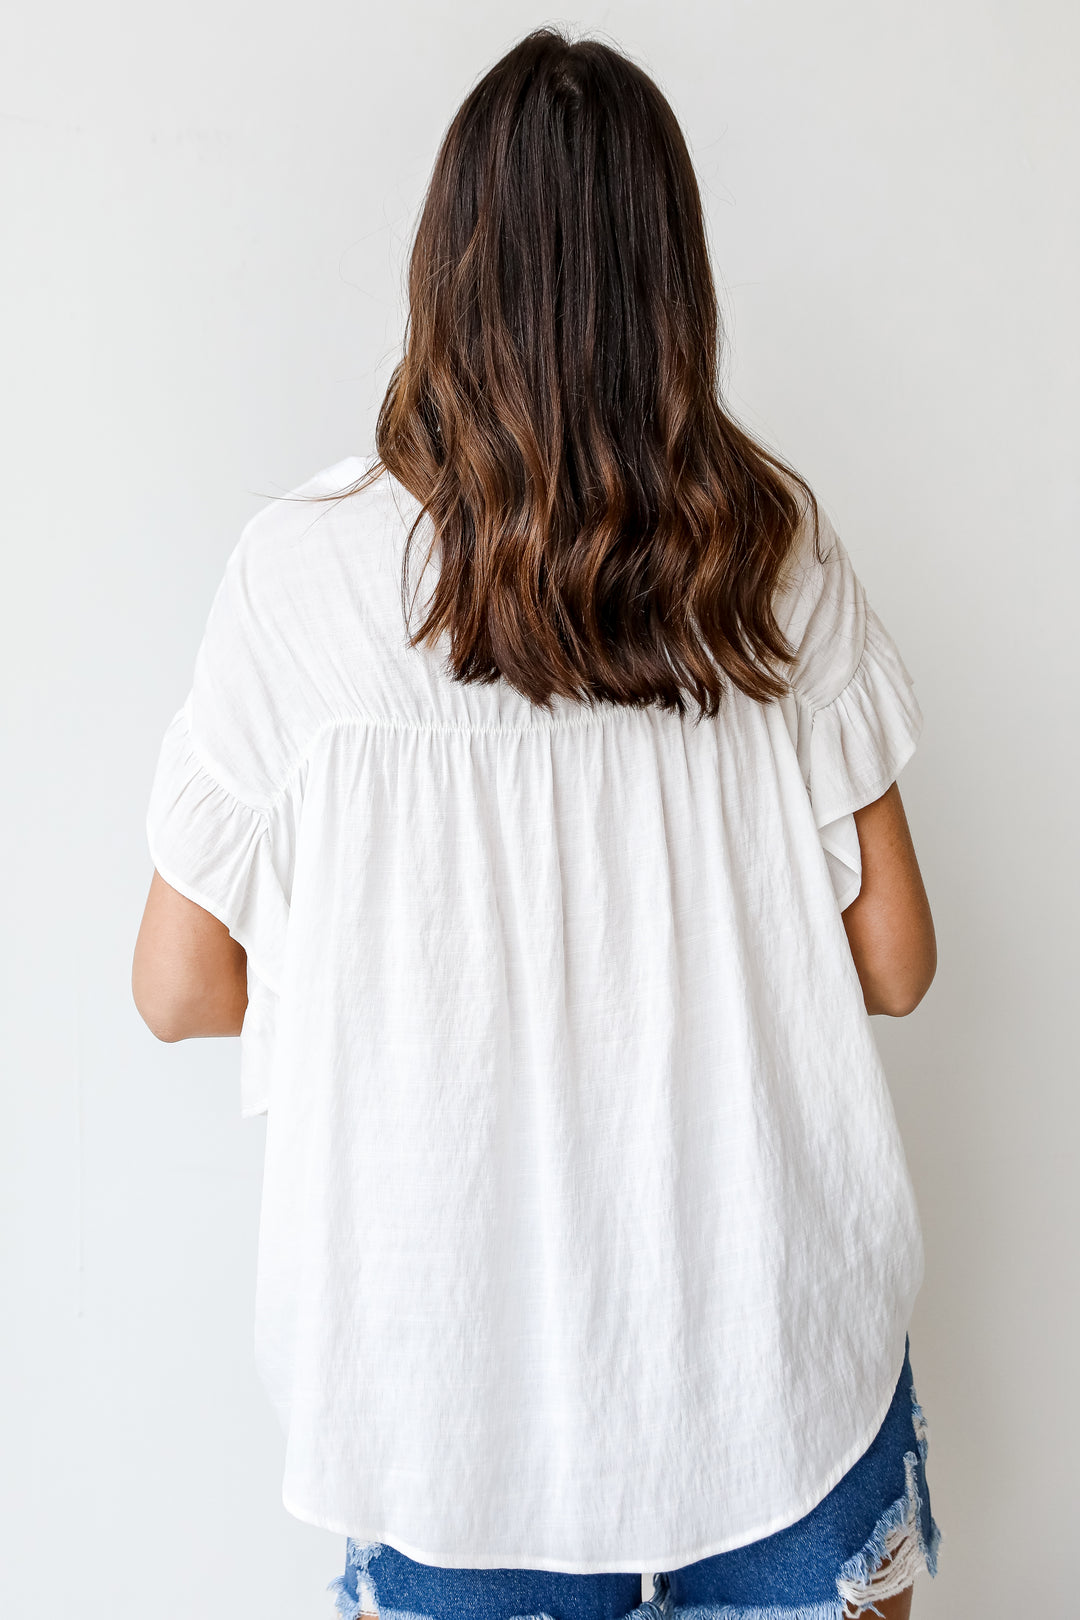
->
xmin=662 ymin=1608 xmax=841 ymax=1620
xmin=328 ymin=1556 xmax=667 ymax=1620
xmin=340 ymin=1600 xmax=667 ymax=1620
xmin=653 ymin=1477 xmax=941 ymax=1620
xmin=656 ymin=1591 xmax=844 ymax=1620
xmin=327 ymin=1540 xmax=384 ymax=1620
xmin=376 ymin=1612 xmax=664 ymax=1620
xmin=833 ymin=1396 xmax=942 ymax=1619
xmin=651 ymin=1493 xmax=940 ymax=1620
xmin=327 ymin=1574 xmax=363 ymax=1620
xmin=367 ymin=1603 xmax=667 ymax=1620
xmin=368 ymin=1605 xmax=667 ymax=1620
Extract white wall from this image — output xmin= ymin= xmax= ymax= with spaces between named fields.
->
xmin=3 ymin=2 xmax=1076 ymax=1615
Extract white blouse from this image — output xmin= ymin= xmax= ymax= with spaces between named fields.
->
xmin=145 ymin=456 xmax=926 ymax=1574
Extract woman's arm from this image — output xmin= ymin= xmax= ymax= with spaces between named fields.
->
xmin=842 ymin=782 xmax=937 ymax=1017
xmin=132 ymin=870 xmax=249 ymax=1041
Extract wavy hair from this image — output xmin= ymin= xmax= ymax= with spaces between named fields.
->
xmin=327 ymin=27 xmax=818 ymax=718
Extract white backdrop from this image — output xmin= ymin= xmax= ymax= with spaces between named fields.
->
xmin=2 ymin=3 xmax=1076 ymax=1615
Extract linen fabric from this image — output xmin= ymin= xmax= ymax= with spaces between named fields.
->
xmin=145 ymin=456 xmax=926 ymax=1573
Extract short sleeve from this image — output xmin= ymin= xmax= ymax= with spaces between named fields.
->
xmin=776 ymin=505 xmax=924 ymax=910
xmin=145 ymin=700 xmax=291 ymax=992
xmin=145 ymin=530 xmax=296 ymax=1112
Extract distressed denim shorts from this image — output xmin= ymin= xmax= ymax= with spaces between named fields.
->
xmin=329 ymin=1338 xmax=941 ymax=1620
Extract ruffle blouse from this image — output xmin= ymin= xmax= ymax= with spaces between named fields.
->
xmin=145 ymin=458 xmax=925 ymax=1572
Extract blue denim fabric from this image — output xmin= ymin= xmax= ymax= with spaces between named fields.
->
xmin=328 ymin=1339 xmax=941 ymax=1620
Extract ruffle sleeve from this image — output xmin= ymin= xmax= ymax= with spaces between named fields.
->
xmin=146 ymin=698 xmax=291 ymax=997
xmin=808 ymin=604 xmax=924 ymax=911
xmin=144 ymin=518 xmax=301 ymax=1113
xmin=776 ymin=505 xmax=924 ymax=912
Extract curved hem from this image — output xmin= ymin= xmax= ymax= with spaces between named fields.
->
xmin=280 ymin=1339 xmax=910 ymax=1575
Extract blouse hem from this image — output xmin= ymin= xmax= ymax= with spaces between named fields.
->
xmin=279 ymin=1339 xmax=909 ymax=1575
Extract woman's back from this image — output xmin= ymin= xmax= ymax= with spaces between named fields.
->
xmin=146 ymin=454 xmax=925 ymax=1570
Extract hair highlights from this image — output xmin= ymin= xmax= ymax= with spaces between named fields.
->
xmin=334 ymin=27 xmax=818 ymax=718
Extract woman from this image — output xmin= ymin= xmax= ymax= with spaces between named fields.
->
xmin=132 ymin=27 xmax=941 ymax=1620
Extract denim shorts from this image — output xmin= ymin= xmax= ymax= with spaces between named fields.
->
xmin=329 ymin=1338 xmax=941 ymax=1620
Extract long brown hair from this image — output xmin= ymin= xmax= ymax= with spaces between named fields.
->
xmin=326 ymin=27 xmax=818 ymax=719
